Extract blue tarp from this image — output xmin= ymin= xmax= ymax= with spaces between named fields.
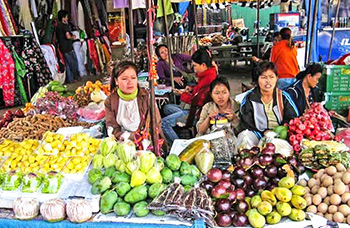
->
xmin=0 ymin=218 xmax=206 ymax=228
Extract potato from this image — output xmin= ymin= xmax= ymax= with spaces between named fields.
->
xmin=308 ymin=178 xmax=318 ymax=188
xmin=326 ymin=166 xmax=337 ymax=176
xmin=342 ymin=173 xmax=350 ymax=185
xmin=339 ymin=204 xmax=350 ymax=217
xmin=322 ymin=176 xmax=333 ymax=188
xmin=333 ymin=212 xmax=344 ymax=223
xmin=313 ymin=194 xmax=322 ymax=206
xmin=336 ymin=163 xmax=346 ymax=172
xmin=311 ymin=185 xmax=320 ymax=195
xmin=328 ymin=205 xmax=338 ymax=214
xmin=306 ymin=205 xmax=317 ymax=213
xmin=334 ymin=182 xmax=346 ymax=195
xmin=317 ymin=187 xmax=327 ymax=199
xmin=330 ymin=194 xmax=342 ymax=206
xmin=328 ymin=186 xmax=334 ymax=195
xmin=342 ymin=193 xmax=350 ymax=204
xmin=318 ymin=203 xmax=328 ymax=214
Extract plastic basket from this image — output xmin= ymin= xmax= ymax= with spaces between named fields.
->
xmin=320 ymin=65 xmax=350 ymax=92
xmin=325 ymin=92 xmax=350 ymax=115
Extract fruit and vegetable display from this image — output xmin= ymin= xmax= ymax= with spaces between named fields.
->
xmin=31 ymin=91 xmax=79 ymax=119
xmin=0 ymin=114 xmax=93 ymax=142
xmin=288 ymin=103 xmax=334 ymax=152
xmin=299 ymin=140 xmax=349 ymax=169
xmin=0 ymin=109 xmax=25 ymax=130
xmin=211 ymin=34 xmax=227 ymax=45
xmin=74 ymin=80 xmax=110 ymax=107
xmin=199 ymin=37 xmax=212 ymax=46
xmin=302 ymin=164 xmax=350 ymax=224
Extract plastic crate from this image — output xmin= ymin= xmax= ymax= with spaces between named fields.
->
xmin=320 ymin=65 xmax=350 ymax=92
xmin=325 ymin=92 xmax=350 ymax=115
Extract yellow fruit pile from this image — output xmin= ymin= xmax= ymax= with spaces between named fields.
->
xmin=75 ymin=80 xmax=110 ymax=97
xmin=2 ymin=153 xmax=49 ymax=173
xmin=41 ymin=154 xmax=69 ymax=173
xmin=62 ymin=155 xmax=91 ymax=174
xmin=64 ymin=133 xmax=100 ymax=157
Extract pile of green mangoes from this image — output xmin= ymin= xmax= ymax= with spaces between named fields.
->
xmin=87 ymin=154 xmax=202 ymax=217
xmin=247 ymin=177 xmax=307 ymax=228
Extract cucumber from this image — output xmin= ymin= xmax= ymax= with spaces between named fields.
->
xmin=51 ymin=85 xmax=67 ymax=92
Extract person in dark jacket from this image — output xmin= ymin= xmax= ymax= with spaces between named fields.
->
xmin=240 ymin=61 xmax=299 ymax=140
xmin=286 ymin=63 xmax=324 ymax=115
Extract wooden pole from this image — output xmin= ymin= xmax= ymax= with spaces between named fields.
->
xmin=192 ymin=0 xmax=199 ymax=49
xmin=128 ymin=0 xmax=135 ymax=61
xmin=328 ymin=0 xmax=341 ymax=61
xmin=256 ymin=0 xmax=260 ymax=58
xmin=308 ymin=0 xmax=319 ymax=64
xmin=304 ymin=0 xmax=313 ymax=66
xmin=160 ymin=0 xmax=175 ymax=92
xmin=146 ymin=0 xmax=159 ymax=156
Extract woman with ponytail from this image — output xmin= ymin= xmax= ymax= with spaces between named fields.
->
xmin=270 ymin=27 xmax=299 ymax=90
xmin=286 ymin=63 xmax=324 ymax=114
xmin=105 ymin=61 xmax=164 ymax=142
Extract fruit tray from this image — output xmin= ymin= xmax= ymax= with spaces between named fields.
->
xmin=35 ymin=132 xmax=66 ymax=156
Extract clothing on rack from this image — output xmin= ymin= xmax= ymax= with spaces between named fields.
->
xmin=0 ymin=39 xmax=15 ymax=106
xmin=41 ymin=44 xmax=59 ymax=78
xmin=18 ymin=0 xmax=33 ymax=31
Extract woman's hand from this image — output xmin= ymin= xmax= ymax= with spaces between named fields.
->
xmin=225 ymin=109 xmax=239 ymax=123
xmin=208 ymin=110 xmax=218 ymax=120
xmin=185 ymin=86 xmax=193 ymax=93
xmin=173 ymin=89 xmax=183 ymax=95
xmin=174 ymin=76 xmax=184 ymax=86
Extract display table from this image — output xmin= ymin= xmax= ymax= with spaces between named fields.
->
xmin=0 ymin=218 xmax=205 ymax=228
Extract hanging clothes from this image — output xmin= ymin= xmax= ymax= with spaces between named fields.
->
xmin=71 ymin=0 xmax=79 ymax=27
xmin=12 ymin=47 xmax=28 ymax=104
xmin=71 ymin=31 xmax=87 ymax=76
xmin=87 ymin=39 xmax=100 ymax=72
xmin=77 ymin=1 xmax=85 ymax=30
xmin=157 ymin=0 xmax=174 ymax=17
xmin=30 ymin=0 xmax=38 ymax=18
xmin=113 ymin=0 xmax=128 ymax=9
xmin=95 ymin=39 xmax=105 ymax=71
xmin=0 ymin=0 xmax=17 ymax=36
xmin=22 ymin=38 xmax=52 ymax=88
xmin=18 ymin=0 xmax=34 ymax=31
xmin=0 ymin=39 xmax=15 ymax=107
xmin=41 ymin=44 xmax=59 ymax=78
xmin=94 ymin=0 xmax=107 ymax=28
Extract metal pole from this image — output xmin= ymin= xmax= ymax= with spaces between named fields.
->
xmin=128 ymin=0 xmax=135 ymax=61
xmin=256 ymin=0 xmax=260 ymax=58
xmin=304 ymin=0 xmax=313 ymax=66
xmin=308 ymin=0 xmax=319 ymax=64
xmin=192 ymin=0 xmax=199 ymax=49
xmin=160 ymin=0 xmax=175 ymax=92
xmin=328 ymin=0 xmax=341 ymax=61
xmin=146 ymin=0 xmax=160 ymax=156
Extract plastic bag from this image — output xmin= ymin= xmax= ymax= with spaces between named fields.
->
xmin=258 ymin=131 xmax=293 ymax=157
xmin=336 ymin=128 xmax=350 ymax=149
xmin=76 ymin=102 xmax=106 ymax=121
xmin=209 ymin=127 xmax=236 ymax=166
xmin=236 ymin=130 xmax=259 ymax=151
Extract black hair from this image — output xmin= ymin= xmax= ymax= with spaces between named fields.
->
xmin=234 ymin=27 xmax=239 ymax=33
xmin=210 ymin=76 xmax=230 ymax=93
xmin=296 ymin=63 xmax=323 ymax=80
xmin=280 ymin=27 xmax=294 ymax=49
xmin=155 ymin=44 xmax=168 ymax=58
xmin=253 ymin=61 xmax=278 ymax=83
xmin=191 ymin=49 xmax=212 ymax=67
xmin=111 ymin=61 xmax=138 ymax=91
xmin=273 ymin=32 xmax=280 ymax=38
xmin=58 ymin=10 xmax=68 ymax=22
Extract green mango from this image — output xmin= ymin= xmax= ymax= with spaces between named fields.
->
xmin=133 ymin=201 xmax=149 ymax=217
xmin=131 ymin=170 xmax=146 ymax=187
xmin=100 ymin=190 xmax=118 ymax=214
xmin=156 ymin=157 xmax=164 ymax=171
xmin=115 ymin=160 xmax=126 ymax=172
xmin=88 ymin=169 xmax=103 ymax=184
xmin=113 ymin=202 xmax=131 ymax=216
xmin=111 ymin=171 xmax=131 ymax=184
xmin=165 ymin=154 xmax=181 ymax=171
xmin=184 ymin=185 xmax=192 ymax=192
xmin=91 ymin=178 xmax=101 ymax=194
xmin=180 ymin=175 xmax=197 ymax=186
xmin=124 ymin=185 xmax=148 ymax=204
xmin=105 ymin=166 xmax=117 ymax=178
xmin=180 ymin=162 xmax=192 ymax=176
xmin=152 ymin=210 xmax=166 ymax=216
xmin=140 ymin=151 xmax=156 ymax=173
xmin=161 ymin=167 xmax=173 ymax=184
xmin=172 ymin=171 xmax=180 ymax=181
xmin=115 ymin=182 xmax=131 ymax=197
xmin=148 ymin=183 xmax=166 ymax=199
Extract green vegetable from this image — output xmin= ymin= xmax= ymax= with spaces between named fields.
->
xmin=91 ymin=179 xmax=100 ymax=195
xmin=115 ymin=160 xmax=126 ymax=172
xmin=148 ymin=183 xmax=166 ymax=199
xmin=88 ymin=169 xmax=103 ymax=184
xmin=152 ymin=210 xmax=166 ymax=216
xmin=180 ymin=162 xmax=192 ymax=176
xmin=156 ymin=157 xmax=164 ymax=171
xmin=41 ymin=171 xmax=63 ymax=194
xmin=96 ymin=176 xmax=112 ymax=194
xmin=105 ymin=166 xmax=117 ymax=178
xmin=133 ymin=201 xmax=149 ymax=217
xmin=100 ymin=137 xmax=118 ymax=156
xmin=21 ymin=173 xmax=42 ymax=193
xmin=2 ymin=171 xmax=23 ymax=191
xmin=165 ymin=154 xmax=181 ymax=171
xmin=117 ymin=141 xmax=136 ymax=164
xmin=273 ymin=126 xmax=288 ymax=139
xmin=140 ymin=151 xmax=156 ymax=173
xmin=180 ymin=174 xmax=197 ymax=186
xmin=146 ymin=167 xmax=162 ymax=184
xmin=124 ymin=185 xmax=148 ymax=204
xmin=111 ymin=171 xmax=130 ymax=184
xmin=114 ymin=202 xmax=131 ymax=216
xmin=115 ymin=182 xmax=131 ymax=197
xmin=103 ymin=153 xmax=118 ymax=168
xmin=125 ymin=157 xmax=140 ymax=175
xmin=92 ymin=154 xmax=103 ymax=169
xmin=100 ymin=190 xmax=118 ymax=214
xmin=172 ymin=171 xmax=180 ymax=181
xmin=0 ymin=172 xmax=4 ymax=185
xmin=131 ymin=170 xmax=146 ymax=187
xmin=51 ymin=85 xmax=67 ymax=92
xmin=161 ymin=167 xmax=173 ymax=184
xmin=184 ymin=185 xmax=192 ymax=192
xmin=190 ymin=165 xmax=201 ymax=179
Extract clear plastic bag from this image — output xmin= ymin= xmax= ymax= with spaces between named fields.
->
xmin=209 ymin=127 xmax=236 ymax=166
xmin=76 ymin=102 xmax=106 ymax=121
